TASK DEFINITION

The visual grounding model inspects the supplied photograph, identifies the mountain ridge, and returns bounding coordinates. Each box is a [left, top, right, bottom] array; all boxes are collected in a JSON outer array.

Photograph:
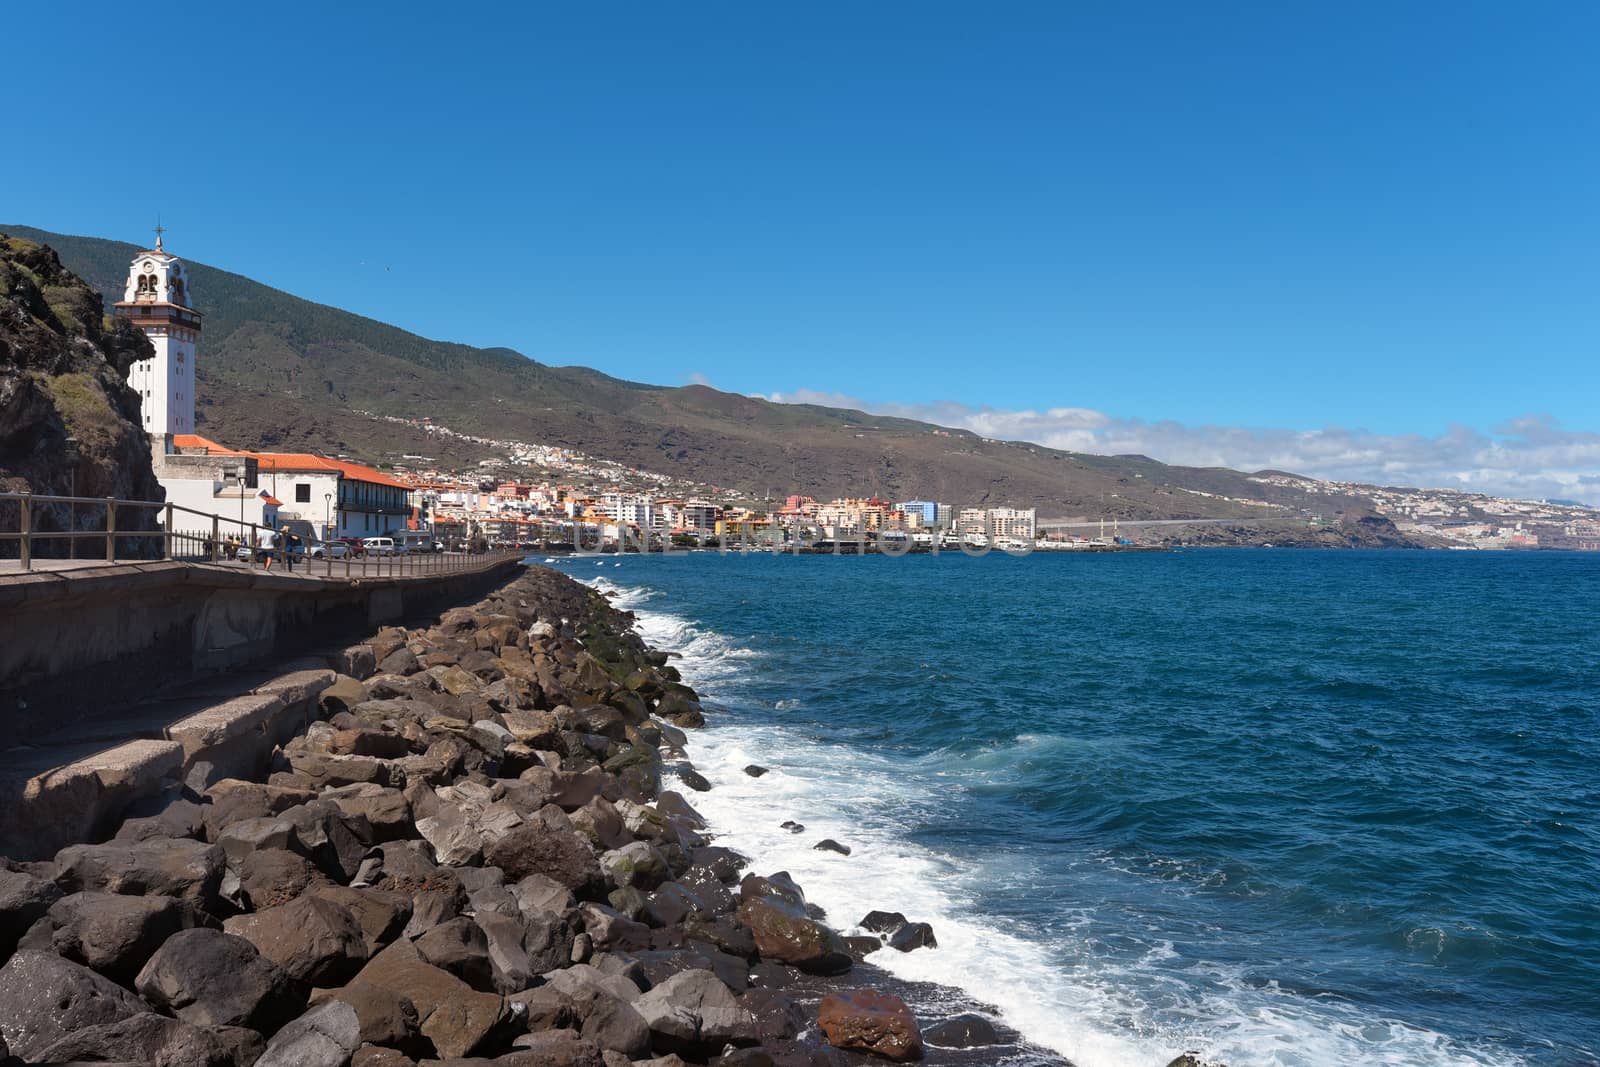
[[5, 224, 1384, 527]]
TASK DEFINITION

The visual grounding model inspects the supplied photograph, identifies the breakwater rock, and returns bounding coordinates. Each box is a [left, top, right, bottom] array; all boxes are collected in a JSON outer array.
[[0, 565, 1067, 1066]]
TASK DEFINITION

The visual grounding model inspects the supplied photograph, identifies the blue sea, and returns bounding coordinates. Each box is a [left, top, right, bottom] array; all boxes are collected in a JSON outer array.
[[551, 549, 1599, 1066]]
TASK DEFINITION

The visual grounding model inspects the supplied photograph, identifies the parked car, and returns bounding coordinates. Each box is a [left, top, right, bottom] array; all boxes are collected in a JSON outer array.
[[363, 536, 401, 556], [398, 532, 437, 554], [336, 537, 367, 558], [310, 541, 350, 559]]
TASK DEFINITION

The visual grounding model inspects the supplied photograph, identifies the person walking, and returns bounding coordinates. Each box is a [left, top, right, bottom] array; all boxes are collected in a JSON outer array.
[[259, 526, 277, 570], [283, 525, 300, 573]]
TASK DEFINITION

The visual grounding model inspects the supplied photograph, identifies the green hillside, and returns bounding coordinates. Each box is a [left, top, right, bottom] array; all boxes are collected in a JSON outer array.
[[4, 224, 1378, 525]]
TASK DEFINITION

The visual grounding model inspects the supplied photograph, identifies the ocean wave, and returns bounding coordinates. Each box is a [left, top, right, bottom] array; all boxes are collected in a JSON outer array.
[[577, 568, 1534, 1067]]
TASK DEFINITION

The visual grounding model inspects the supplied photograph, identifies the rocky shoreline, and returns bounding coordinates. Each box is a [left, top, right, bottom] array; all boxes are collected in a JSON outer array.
[[0, 564, 1117, 1067]]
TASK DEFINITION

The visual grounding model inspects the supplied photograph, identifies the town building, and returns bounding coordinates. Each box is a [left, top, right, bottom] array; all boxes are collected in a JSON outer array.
[[168, 436, 412, 540], [988, 507, 1037, 540], [898, 501, 942, 528]]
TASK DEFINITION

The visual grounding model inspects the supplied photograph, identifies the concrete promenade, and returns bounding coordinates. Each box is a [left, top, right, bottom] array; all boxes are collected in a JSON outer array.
[[0, 550, 526, 858], [0, 550, 524, 739]]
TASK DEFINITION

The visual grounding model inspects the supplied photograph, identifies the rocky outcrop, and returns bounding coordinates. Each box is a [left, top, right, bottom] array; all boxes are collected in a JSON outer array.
[[0, 566, 1055, 1065], [0, 235, 162, 556]]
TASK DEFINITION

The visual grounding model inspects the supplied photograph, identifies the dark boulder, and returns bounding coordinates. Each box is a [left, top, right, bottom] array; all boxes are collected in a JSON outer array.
[[887, 921, 937, 952], [284, 800, 377, 881], [505, 1027, 606, 1066], [54, 836, 225, 911], [414, 916, 496, 992], [843, 935, 883, 960], [679, 769, 712, 792], [859, 911, 908, 934], [203, 779, 319, 839], [238, 847, 333, 910], [306, 885, 413, 954], [690, 846, 748, 884], [45, 890, 189, 983], [0, 950, 146, 1060], [486, 823, 604, 898], [923, 1012, 999, 1048], [601, 840, 671, 891], [813, 839, 851, 856], [349, 938, 507, 1059], [114, 797, 205, 843], [33, 1011, 243, 1067], [0, 865, 62, 958], [224, 894, 370, 985], [135, 928, 307, 1032], [634, 968, 762, 1058], [740, 987, 807, 1043], [254, 999, 362, 1067], [736, 875, 851, 975], [326, 980, 422, 1053], [744, 765, 769, 778]]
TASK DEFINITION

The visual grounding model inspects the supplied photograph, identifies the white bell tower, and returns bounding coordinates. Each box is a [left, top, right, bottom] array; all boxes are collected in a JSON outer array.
[[114, 225, 202, 439]]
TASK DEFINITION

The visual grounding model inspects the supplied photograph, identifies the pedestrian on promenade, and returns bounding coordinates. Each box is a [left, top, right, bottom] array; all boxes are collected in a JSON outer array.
[[259, 527, 277, 570], [283, 525, 299, 573]]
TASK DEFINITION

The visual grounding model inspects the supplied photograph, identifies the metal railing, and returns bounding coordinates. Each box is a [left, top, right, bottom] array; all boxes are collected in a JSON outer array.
[[0, 492, 519, 577]]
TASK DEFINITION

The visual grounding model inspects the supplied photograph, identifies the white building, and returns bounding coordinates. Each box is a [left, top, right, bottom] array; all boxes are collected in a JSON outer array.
[[988, 507, 1037, 539], [114, 228, 200, 437], [602, 494, 656, 530]]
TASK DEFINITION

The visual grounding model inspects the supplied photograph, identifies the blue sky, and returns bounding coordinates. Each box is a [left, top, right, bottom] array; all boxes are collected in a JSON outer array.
[[6, 3, 1600, 500]]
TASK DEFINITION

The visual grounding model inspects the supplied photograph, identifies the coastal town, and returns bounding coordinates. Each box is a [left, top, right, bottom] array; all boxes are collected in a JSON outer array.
[[110, 235, 1078, 555], [97, 234, 1600, 556]]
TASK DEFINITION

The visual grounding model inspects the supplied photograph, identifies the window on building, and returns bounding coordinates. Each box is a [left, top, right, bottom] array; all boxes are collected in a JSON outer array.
[[295, 483, 311, 503]]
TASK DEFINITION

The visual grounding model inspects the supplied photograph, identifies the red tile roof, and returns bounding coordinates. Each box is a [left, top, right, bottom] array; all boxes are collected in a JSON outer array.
[[168, 436, 408, 489]]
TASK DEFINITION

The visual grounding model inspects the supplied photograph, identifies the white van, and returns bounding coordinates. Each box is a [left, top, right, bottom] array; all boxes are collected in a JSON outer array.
[[363, 536, 400, 556]]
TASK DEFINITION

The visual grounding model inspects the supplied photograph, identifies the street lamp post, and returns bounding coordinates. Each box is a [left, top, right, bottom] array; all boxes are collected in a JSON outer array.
[[324, 493, 333, 541]]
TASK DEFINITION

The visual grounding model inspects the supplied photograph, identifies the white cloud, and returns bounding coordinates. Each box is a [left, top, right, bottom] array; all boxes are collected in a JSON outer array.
[[756, 392, 1600, 505]]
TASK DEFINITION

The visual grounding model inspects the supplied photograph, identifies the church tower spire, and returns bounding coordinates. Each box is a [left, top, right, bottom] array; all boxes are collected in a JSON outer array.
[[113, 228, 202, 439]]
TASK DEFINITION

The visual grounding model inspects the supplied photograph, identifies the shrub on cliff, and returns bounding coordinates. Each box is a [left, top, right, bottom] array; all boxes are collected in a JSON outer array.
[[0, 235, 163, 556]]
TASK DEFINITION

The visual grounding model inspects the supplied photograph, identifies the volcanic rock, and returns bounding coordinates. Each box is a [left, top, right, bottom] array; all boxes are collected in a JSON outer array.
[[0, 866, 62, 957], [32, 1010, 249, 1067], [634, 967, 762, 1057], [254, 1000, 362, 1067], [135, 927, 307, 1031], [923, 1012, 1000, 1047], [736, 875, 852, 975], [817, 989, 923, 1061], [225, 894, 370, 985], [44, 889, 188, 983], [486, 822, 604, 897], [54, 836, 225, 910], [350, 938, 506, 1058], [0, 950, 147, 1059], [887, 922, 938, 952]]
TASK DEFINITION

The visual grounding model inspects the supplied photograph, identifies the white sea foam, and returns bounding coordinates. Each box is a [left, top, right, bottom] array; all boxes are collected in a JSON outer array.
[[580, 570, 1529, 1067]]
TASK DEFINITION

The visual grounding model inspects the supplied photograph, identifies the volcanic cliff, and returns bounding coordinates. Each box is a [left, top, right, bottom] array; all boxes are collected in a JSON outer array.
[[0, 235, 162, 554]]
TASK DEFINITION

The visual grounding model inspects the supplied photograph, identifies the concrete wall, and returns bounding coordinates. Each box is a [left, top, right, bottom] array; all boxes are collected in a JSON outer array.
[[0, 557, 523, 741]]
